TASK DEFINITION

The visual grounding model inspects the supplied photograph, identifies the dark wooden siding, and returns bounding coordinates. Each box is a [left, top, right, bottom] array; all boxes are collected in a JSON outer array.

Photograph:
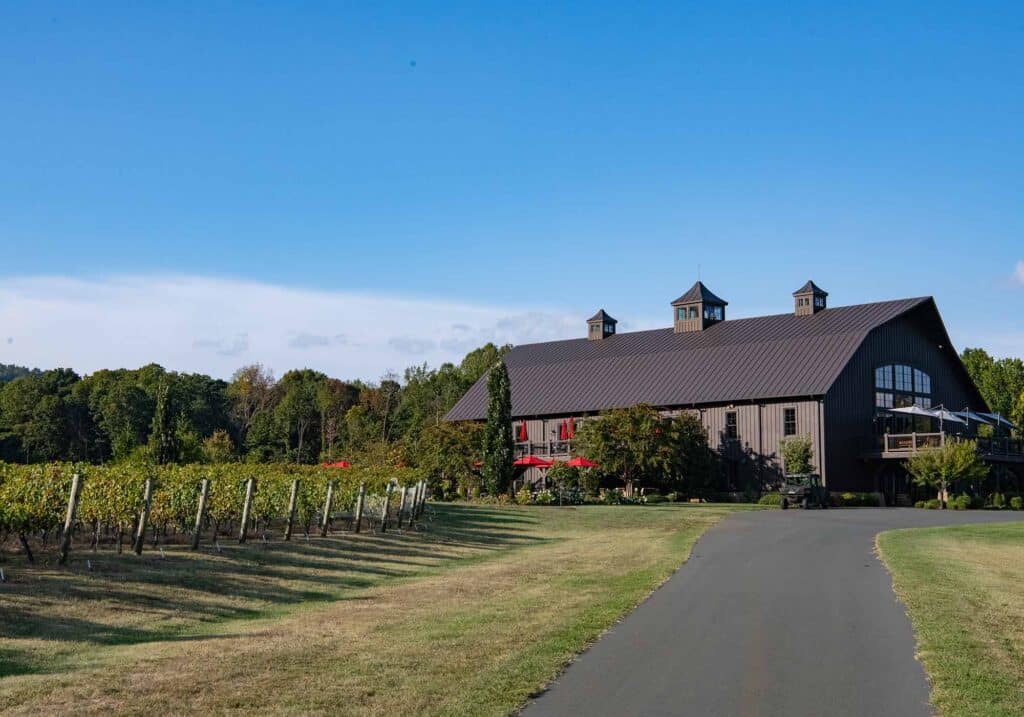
[[823, 303, 985, 491], [515, 398, 822, 490]]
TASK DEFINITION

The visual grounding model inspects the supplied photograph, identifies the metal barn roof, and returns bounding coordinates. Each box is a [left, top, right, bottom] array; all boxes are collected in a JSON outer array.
[[445, 297, 932, 420]]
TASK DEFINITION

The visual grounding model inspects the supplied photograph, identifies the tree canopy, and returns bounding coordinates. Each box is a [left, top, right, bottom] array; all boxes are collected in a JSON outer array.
[[0, 344, 508, 475]]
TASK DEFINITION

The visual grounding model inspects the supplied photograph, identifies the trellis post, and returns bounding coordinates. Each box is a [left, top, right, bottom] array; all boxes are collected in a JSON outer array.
[[353, 483, 366, 533], [132, 476, 154, 555], [396, 485, 408, 529], [284, 479, 300, 541], [239, 477, 256, 543], [58, 472, 83, 565], [379, 484, 393, 533], [191, 478, 210, 550], [320, 481, 335, 536]]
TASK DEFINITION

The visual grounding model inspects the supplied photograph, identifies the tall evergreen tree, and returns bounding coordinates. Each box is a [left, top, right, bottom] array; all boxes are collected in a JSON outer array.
[[482, 360, 514, 495]]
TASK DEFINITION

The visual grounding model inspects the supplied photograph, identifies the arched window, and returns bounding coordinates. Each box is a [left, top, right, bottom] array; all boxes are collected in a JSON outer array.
[[874, 364, 932, 409]]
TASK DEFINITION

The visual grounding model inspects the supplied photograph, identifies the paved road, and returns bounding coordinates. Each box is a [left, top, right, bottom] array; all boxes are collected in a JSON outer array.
[[524, 508, 1024, 717]]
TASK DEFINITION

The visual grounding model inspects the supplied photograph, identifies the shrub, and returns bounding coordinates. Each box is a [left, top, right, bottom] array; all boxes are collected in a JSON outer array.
[[1011, 496, 1023, 511], [514, 484, 533, 505], [666, 492, 681, 503], [835, 492, 877, 507], [643, 494, 667, 504], [949, 494, 971, 511], [923, 499, 941, 509], [914, 500, 926, 509], [758, 493, 783, 506], [989, 492, 1006, 510], [533, 489, 556, 505]]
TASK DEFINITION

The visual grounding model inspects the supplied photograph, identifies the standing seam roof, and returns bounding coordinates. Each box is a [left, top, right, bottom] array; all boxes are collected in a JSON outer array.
[[445, 297, 931, 420]]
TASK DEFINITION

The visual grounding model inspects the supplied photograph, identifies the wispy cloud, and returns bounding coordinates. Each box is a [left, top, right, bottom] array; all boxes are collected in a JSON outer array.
[[287, 332, 348, 349], [193, 334, 250, 357], [0, 274, 581, 380]]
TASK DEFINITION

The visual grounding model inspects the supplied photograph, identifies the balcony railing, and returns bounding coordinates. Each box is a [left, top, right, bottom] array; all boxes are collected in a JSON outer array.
[[874, 432, 1023, 458], [514, 440, 574, 459]]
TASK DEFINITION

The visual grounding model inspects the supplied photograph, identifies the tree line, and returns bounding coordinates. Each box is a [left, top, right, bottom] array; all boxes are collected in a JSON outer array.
[[960, 348, 1024, 430], [0, 344, 508, 471]]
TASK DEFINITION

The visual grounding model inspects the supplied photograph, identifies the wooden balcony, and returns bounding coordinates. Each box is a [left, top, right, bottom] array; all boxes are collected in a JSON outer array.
[[514, 440, 574, 459], [863, 432, 1024, 463]]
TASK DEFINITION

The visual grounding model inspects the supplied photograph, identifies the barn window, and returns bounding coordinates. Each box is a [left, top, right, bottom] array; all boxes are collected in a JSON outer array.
[[725, 412, 738, 439], [874, 365, 932, 410], [783, 408, 797, 436]]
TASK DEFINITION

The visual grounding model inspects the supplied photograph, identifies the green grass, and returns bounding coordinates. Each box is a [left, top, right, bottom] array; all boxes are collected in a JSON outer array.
[[878, 522, 1024, 717], [0, 503, 754, 715]]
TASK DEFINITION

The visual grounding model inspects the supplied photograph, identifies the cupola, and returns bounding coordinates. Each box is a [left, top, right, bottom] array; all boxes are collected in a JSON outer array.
[[793, 280, 828, 316], [671, 282, 727, 333], [586, 309, 617, 340]]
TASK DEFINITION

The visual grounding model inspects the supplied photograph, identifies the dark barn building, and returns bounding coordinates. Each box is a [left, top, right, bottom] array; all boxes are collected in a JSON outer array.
[[447, 282, 1021, 503]]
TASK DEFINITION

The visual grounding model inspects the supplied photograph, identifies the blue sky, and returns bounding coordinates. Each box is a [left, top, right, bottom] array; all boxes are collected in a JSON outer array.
[[1, 2, 1022, 379]]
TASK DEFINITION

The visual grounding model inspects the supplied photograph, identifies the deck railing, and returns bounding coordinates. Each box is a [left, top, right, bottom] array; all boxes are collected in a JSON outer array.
[[878, 432, 1022, 457], [514, 440, 574, 459]]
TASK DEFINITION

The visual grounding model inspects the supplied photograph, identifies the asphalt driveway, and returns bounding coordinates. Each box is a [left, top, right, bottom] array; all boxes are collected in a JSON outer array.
[[523, 508, 1024, 717]]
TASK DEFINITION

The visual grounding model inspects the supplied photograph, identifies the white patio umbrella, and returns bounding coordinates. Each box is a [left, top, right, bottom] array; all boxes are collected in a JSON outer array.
[[980, 412, 1017, 429], [953, 409, 993, 426], [886, 405, 936, 418], [929, 407, 967, 433]]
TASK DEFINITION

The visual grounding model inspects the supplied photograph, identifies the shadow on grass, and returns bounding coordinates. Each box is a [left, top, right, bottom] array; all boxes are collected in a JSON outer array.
[[0, 503, 545, 678]]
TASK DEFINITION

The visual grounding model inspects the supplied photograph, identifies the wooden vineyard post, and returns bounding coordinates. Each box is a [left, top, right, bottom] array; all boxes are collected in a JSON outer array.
[[133, 476, 154, 555], [58, 472, 83, 566], [320, 481, 335, 537], [418, 480, 428, 518], [284, 479, 300, 541], [191, 479, 210, 550], [353, 483, 366, 533], [239, 477, 256, 544], [396, 485, 408, 529], [379, 484, 393, 533]]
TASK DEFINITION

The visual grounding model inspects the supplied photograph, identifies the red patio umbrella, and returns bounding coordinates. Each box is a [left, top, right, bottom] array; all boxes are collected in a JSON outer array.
[[559, 420, 569, 441], [513, 455, 553, 468], [566, 456, 598, 468], [517, 422, 529, 442], [568, 417, 576, 438]]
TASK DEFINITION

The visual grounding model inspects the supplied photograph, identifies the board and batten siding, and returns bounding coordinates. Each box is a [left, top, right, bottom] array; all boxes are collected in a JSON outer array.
[[696, 401, 822, 485], [824, 303, 985, 492], [516, 398, 823, 489]]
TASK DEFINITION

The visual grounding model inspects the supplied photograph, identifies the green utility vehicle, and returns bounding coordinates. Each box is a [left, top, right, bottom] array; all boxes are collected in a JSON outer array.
[[779, 473, 829, 509]]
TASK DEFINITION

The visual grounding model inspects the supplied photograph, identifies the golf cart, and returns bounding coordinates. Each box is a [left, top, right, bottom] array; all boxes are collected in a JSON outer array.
[[779, 473, 829, 509]]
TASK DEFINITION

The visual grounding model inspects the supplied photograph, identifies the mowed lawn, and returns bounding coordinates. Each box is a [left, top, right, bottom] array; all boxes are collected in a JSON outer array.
[[878, 522, 1024, 717], [0, 502, 750, 715]]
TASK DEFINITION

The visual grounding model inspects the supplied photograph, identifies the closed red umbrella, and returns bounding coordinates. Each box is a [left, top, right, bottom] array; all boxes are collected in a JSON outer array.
[[566, 456, 598, 468], [559, 420, 569, 441], [518, 422, 529, 442], [568, 417, 576, 438], [513, 455, 553, 468]]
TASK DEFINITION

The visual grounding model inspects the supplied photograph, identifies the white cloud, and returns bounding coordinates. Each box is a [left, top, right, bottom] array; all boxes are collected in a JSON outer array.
[[0, 274, 581, 381], [1015, 261, 1024, 285]]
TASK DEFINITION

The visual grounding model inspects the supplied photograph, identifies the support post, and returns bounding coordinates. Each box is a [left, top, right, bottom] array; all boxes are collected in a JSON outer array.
[[396, 485, 408, 529], [133, 476, 154, 555], [353, 483, 366, 533], [320, 481, 335, 536], [58, 472, 83, 566], [417, 480, 428, 518], [284, 479, 300, 541], [379, 484, 393, 533], [239, 477, 255, 543], [191, 478, 210, 550]]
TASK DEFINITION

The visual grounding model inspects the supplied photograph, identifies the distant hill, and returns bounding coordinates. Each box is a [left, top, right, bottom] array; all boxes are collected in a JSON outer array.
[[0, 364, 41, 384]]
